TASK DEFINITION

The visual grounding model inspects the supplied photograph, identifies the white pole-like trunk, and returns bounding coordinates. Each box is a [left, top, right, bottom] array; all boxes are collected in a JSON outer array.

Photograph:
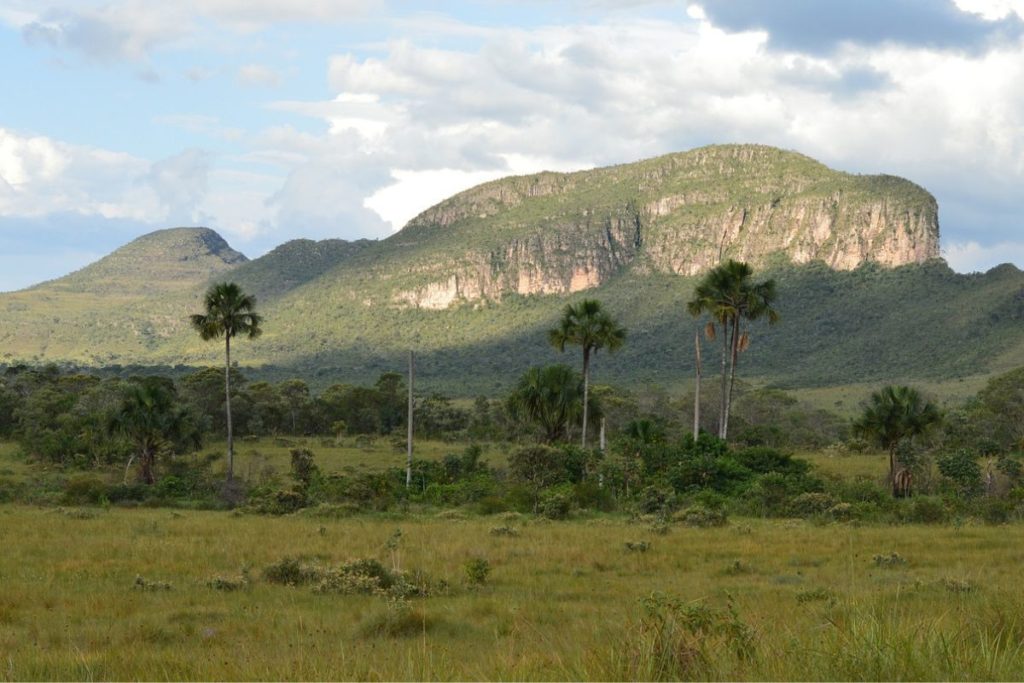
[[599, 417, 606, 452], [581, 349, 590, 449], [693, 328, 702, 440], [225, 335, 234, 481], [406, 350, 414, 488]]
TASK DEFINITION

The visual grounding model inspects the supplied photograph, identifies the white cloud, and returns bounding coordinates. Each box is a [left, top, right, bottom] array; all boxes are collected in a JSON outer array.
[[237, 63, 282, 88], [944, 240, 1024, 272], [9, 0, 379, 61]]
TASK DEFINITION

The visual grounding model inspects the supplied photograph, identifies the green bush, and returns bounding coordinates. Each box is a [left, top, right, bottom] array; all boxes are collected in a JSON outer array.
[[787, 492, 837, 518], [62, 475, 108, 505], [904, 496, 949, 524], [539, 487, 573, 520], [675, 504, 728, 528]]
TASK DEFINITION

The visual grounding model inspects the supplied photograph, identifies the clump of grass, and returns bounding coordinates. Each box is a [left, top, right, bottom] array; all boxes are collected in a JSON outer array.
[[356, 596, 433, 639], [489, 525, 519, 537], [206, 568, 251, 592], [262, 556, 326, 586], [941, 577, 976, 594], [620, 592, 755, 680], [58, 507, 99, 519], [873, 552, 907, 568], [649, 520, 670, 536], [721, 560, 752, 576], [796, 587, 834, 604], [625, 541, 651, 553], [133, 575, 172, 591]]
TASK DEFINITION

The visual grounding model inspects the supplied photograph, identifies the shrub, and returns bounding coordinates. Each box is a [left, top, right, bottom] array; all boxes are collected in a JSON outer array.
[[978, 497, 1012, 525], [464, 558, 490, 585], [637, 484, 676, 515], [675, 505, 727, 528], [904, 496, 949, 524], [539, 487, 573, 520], [937, 450, 982, 498], [262, 556, 325, 586], [787, 492, 837, 518], [62, 475, 108, 505]]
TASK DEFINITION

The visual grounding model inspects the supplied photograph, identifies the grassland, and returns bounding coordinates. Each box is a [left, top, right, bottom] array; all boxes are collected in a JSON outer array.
[[3, 440, 1024, 680], [3, 505, 1024, 681]]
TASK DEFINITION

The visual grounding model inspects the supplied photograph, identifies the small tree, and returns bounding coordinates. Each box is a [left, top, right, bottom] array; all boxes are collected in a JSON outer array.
[[853, 385, 941, 496], [109, 378, 200, 485], [190, 282, 262, 482], [507, 364, 585, 443]]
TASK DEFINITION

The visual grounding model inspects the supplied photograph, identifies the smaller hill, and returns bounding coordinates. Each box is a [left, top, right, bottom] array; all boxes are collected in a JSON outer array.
[[42, 227, 247, 295], [225, 238, 373, 303]]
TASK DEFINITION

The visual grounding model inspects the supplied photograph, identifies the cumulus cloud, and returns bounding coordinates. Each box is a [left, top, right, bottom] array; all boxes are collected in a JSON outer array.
[[144, 149, 210, 224], [695, 0, 1024, 54]]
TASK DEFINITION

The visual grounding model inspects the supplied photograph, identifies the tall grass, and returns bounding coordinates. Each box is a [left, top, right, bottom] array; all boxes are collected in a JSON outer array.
[[2, 506, 1023, 680]]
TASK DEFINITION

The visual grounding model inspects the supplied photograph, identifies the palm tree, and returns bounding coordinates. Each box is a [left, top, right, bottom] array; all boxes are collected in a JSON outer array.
[[548, 299, 626, 448], [109, 378, 199, 485], [507, 364, 585, 443], [853, 385, 941, 496], [687, 260, 778, 440], [190, 282, 262, 482]]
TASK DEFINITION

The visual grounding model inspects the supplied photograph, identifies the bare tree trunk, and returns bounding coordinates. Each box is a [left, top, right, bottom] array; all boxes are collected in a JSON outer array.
[[693, 328, 702, 440], [719, 320, 729, 439], [123, 454, 135, 485], [225, 335, 234, 482], [599, 417, 606, 452], [581, 348, 591, 449], [406, 350, 414, 489]]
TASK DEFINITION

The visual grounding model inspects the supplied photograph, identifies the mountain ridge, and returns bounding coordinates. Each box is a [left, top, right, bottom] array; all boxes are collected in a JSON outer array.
[[3, 144, 1010, 396]]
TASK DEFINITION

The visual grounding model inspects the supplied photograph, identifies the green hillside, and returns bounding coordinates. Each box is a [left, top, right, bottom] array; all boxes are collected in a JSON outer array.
[[1, 145, 1016, 397]]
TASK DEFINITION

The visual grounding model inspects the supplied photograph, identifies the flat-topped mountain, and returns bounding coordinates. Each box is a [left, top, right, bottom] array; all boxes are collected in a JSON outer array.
[[386, 144, 938, 308]]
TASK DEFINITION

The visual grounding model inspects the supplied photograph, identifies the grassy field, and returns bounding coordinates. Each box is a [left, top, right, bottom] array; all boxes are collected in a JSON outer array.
[[2, 507, 1023, 680]]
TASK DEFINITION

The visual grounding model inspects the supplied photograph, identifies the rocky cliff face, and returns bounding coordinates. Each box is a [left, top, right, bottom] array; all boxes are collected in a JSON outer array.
[[392, 145, 940, 308]]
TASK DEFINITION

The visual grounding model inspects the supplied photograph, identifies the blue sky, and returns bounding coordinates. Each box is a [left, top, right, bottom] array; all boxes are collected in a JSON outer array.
[[1, 0, 1024, 291]]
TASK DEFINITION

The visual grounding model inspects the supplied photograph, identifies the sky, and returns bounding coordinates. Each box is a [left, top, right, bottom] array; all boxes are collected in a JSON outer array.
[[1, 0, 1024, 291]]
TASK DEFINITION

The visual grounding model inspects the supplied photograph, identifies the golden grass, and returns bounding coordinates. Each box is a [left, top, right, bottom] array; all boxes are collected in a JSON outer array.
[[2, 505, 1024, 680]]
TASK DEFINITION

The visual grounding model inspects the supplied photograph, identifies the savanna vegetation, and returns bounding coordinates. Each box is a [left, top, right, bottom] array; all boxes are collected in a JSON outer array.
[[5, 268, 1024, 680]]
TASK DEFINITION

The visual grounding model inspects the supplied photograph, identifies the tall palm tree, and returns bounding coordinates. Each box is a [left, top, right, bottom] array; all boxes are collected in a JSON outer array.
[[548, 299, 626, 448], [190, 282, 262, 482], [109, 378, 199, 485], [687, 260, 779, 440], [853, 385, 941, 496]]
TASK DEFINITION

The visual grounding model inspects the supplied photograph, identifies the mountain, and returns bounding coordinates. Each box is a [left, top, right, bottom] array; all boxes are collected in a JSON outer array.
[[0, 228, 246, 365], [2, 144, 1016, 398]]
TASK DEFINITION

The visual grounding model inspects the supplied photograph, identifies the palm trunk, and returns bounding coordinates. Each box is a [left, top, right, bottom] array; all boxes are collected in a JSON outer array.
[[225, 334, 234, 482], [141, 445, 155, 485], [693, 328, 702, 440], [889, 444, 897, 496], [724, 320, 741, 441], [406, 350, 414, 489], [719, 320, 729, 439], [581, 348, 591, 449]]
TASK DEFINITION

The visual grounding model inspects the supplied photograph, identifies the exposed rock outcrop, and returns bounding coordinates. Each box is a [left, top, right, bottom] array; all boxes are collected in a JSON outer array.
[[393, 145, 939, 308]]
